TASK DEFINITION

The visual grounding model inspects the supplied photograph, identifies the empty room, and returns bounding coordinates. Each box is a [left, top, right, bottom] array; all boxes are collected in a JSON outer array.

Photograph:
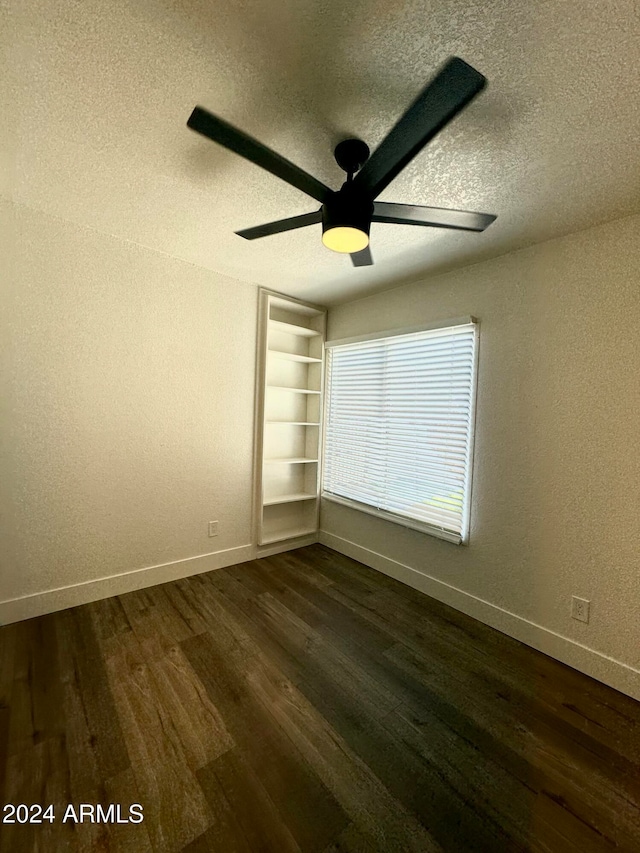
[[2, 1, 640, 851]]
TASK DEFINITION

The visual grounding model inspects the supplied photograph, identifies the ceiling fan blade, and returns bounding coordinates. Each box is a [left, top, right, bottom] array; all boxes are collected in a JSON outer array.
[[373, 202, 496, 231], [351, 246, 373, 266], [353, 57, 486, 199], [236, 211, 322, 240], [187, 107, 332, 204]]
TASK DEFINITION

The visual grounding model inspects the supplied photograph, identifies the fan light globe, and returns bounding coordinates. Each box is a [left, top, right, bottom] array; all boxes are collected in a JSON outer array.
[[322, 226, 369, 254]]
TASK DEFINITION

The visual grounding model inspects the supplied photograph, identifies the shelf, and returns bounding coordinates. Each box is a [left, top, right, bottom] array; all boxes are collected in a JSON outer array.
[[268, 349, 322, 364], [267, 385, 321, 394], [266, 421, 320, 426], [261, 526, 317, 545], [264, 457, 318, 464], [269, 320, 320, 338], [263, 492, 317, 506]]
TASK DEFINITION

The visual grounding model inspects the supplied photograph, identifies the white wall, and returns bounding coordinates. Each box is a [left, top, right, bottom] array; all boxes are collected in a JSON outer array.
[[1, 200, 258, 621], [322, 213, 640, 699]]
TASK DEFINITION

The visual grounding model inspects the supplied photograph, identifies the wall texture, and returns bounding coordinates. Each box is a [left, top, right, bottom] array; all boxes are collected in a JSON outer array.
[[1, 200, 259, 620], [321, 212, 640, 699]]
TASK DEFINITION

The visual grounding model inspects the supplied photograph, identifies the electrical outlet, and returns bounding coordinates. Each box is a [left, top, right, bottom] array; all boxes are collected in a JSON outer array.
[[571, 596, 590, 623], [208, 521, 219, 537]]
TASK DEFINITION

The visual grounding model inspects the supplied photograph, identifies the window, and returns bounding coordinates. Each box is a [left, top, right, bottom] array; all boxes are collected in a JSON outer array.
[[322, 318, 478, 544]]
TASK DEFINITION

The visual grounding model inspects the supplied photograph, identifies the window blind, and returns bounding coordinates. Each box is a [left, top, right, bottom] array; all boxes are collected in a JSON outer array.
[[322, 321, 478, 544]]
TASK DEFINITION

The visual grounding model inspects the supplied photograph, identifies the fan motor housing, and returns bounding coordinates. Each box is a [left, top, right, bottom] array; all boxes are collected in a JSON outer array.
[[322, 188, 374, 238]]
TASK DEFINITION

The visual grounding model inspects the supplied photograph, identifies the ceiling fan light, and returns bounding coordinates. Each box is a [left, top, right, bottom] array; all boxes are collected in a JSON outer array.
[[321, 193, 372, 254], [322, 226, 369, 254]]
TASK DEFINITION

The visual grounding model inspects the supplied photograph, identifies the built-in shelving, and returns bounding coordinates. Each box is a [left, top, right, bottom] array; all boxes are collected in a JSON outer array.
[[255, 291, 326, 546]]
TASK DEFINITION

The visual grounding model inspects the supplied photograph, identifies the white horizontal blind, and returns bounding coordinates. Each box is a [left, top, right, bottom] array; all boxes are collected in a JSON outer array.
[[323, 322, 478, 543]]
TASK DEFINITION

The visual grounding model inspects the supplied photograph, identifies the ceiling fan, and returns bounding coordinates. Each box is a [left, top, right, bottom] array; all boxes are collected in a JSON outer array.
[[187, 56, 496, 266]]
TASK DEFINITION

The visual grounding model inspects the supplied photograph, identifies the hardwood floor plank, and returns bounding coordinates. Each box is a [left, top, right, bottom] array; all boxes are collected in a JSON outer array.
[[116, 586, 201, 664], [58, 610, 153, 853], [58, 608, 130, 779], [375, 580, 640, 761], [397, 630, 640, 798], [309, 561, 640, 820], [177, 574, 259, 659], [1, 737, 76, 853], [105, 636, 213, 852], [300, 548, 387, 601], [384, 641, 640, 849], [103, 768, 155, 853], [268, 552, 335, 590], [148, 647, 234, 771], [254, 592, 401, 719], [182, 630, 349, 853], [322, 822, 401, 853], [0, 706, 9, 811], [391, 703, 538, 849], [533, 789, 619, 852], [246, 574, 544, 812], [57, 612, 114, 853], [0, 625, 14, 808], [90, 593, 133, 644], [8, 615, 65, 755], [234, 642, 443, 853], [195, 569, 313, 682], [204, 748, 301, 853], [212, 565, 405, 723], [181, 817, 251, 853], [298, 670, 520, 852], [187, 765, 254, 853], [250, 558, 396, 659]]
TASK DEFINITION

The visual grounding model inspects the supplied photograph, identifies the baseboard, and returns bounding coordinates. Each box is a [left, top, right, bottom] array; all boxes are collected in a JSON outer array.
[[318, 530, 640, 702], [0, 544, 255, 625]]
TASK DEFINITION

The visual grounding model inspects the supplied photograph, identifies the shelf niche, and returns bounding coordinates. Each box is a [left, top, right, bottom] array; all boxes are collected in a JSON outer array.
[[256, 292, 326, 546]]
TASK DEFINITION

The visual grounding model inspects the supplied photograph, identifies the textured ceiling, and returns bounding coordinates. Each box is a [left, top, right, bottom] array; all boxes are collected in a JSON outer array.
[[2, 0, 640, 304]]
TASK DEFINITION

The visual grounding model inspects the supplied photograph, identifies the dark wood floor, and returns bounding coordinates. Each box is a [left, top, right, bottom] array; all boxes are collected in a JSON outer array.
[[1, 545, 639, 852]]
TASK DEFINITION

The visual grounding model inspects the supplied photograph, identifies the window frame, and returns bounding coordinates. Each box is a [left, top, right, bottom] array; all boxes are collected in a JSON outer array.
[[321, 317, 479, 545]]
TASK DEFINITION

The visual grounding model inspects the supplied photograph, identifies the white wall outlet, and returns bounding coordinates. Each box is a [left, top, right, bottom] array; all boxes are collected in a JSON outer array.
[[571, 596, 590, 623], [208, 521, 219, 537]]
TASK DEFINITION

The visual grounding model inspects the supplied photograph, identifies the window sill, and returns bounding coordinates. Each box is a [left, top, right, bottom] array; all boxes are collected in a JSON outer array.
[[321, 492, 464, 545]]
